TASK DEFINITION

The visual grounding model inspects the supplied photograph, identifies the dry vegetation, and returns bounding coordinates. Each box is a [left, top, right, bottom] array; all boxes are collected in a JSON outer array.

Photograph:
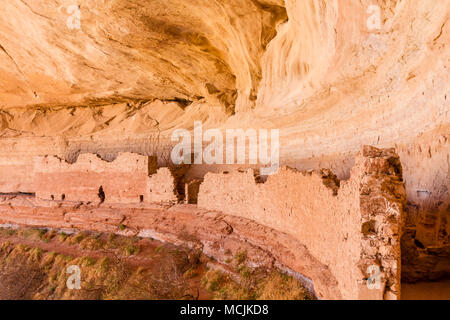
[[0, 227, 202, 300], [201, 250, 314, 300], [0, 226, 313, 300]]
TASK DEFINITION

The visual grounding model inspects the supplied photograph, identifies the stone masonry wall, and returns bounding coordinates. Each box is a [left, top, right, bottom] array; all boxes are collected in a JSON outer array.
[[147, 168, 178, 203], [0, 155, 34, 193], [34, 153, 177, 204], [198, 146, 406, 300]]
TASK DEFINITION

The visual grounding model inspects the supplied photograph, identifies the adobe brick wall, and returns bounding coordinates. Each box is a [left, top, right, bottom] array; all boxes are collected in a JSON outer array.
[[34, 153, 176, 204], [147, 167, 178, 203], [0, 156, 34, 193], [198, 146, 406, 300]]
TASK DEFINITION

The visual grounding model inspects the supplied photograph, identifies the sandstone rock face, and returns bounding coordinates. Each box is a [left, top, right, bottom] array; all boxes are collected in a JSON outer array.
[[0, 0, 449, 290], [0, 0, 287, 112]]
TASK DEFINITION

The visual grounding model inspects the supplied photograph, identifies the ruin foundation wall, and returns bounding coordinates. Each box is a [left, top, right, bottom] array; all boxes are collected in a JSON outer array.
[[0, 155, 34, 193], [198, 146, 406, 300], [146, 167, 178, 203], [33, 153, 177, 204]]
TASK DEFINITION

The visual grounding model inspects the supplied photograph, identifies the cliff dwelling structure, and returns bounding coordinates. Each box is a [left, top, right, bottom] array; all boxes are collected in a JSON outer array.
[[0, 0, 449, 301]]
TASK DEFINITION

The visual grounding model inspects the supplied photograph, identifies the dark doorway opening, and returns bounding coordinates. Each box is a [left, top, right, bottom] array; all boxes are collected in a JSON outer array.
[[98, 186, 105, 203]]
